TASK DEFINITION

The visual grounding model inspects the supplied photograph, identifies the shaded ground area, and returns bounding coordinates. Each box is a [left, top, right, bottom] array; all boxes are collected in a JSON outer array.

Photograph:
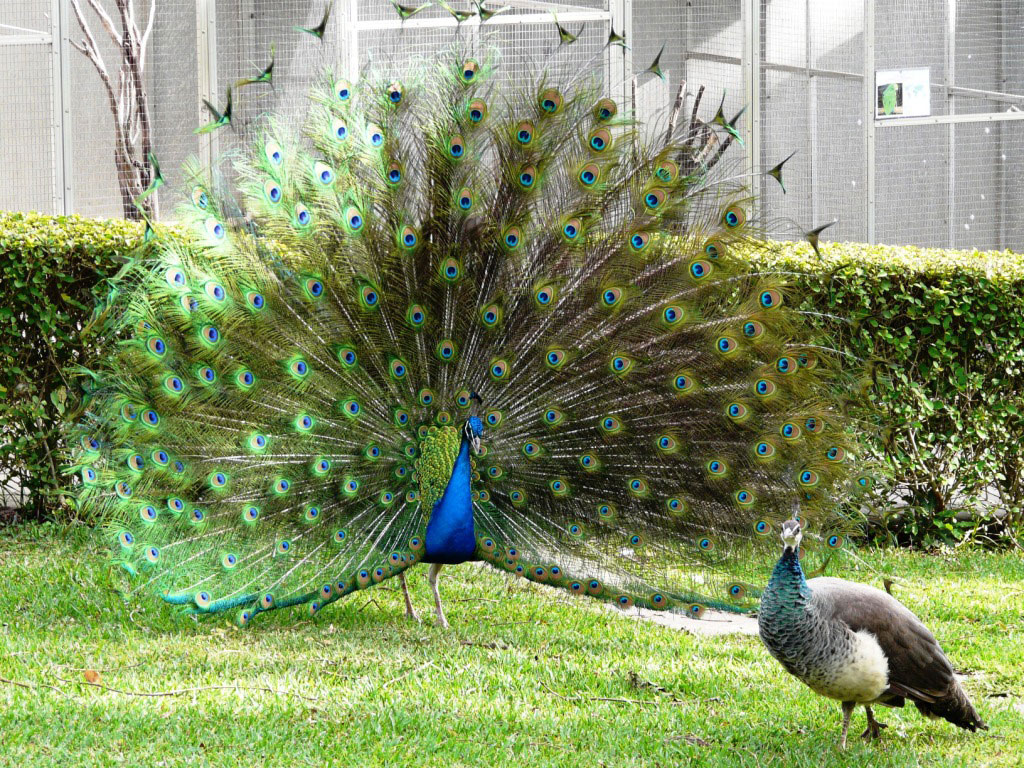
[[1, 524, 1021, 767]]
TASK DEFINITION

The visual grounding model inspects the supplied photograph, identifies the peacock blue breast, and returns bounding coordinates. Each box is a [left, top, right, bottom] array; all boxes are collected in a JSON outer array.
[[423, 438, 477, 564]]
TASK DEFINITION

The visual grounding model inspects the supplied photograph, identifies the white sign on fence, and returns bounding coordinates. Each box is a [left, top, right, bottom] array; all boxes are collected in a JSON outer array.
[[875, 67, 931, 119]]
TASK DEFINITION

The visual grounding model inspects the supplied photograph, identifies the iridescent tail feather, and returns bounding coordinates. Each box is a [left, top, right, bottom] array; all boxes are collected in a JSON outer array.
[[67, 43, 863, 626]]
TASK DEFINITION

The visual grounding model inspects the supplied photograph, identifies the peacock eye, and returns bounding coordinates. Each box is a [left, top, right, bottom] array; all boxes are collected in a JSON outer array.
[[543, 408, 565, 427], [594, 98, 617, 121], [579, 163, 599, 187], [534, 284, 556, 306], [655, 160, 679, 182], [545, 349, 567, 369], [436, 339, 457, 360], [503, 227, 521, 249], [723, 204, 746, 228], [391, 222, 415, 247], [314, 162, 335, 185], [205, 218, 225, 240], [690, 260, 712, 279], [760, 289, 782, 308], [490, 359, 509, 380], [645, 189, 667, 210], [358, 284, 379, 309], [588, 128, 611, 152], [265, 140, 284, 165]]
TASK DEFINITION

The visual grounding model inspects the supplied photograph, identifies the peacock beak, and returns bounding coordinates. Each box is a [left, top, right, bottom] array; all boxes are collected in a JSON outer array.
[[471, 435, 482, 455]]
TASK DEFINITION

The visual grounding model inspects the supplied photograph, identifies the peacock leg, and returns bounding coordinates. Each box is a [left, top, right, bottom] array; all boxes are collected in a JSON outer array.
[[428, 563, 448, 628], [399, 572, 419, 621], [860, 706, 888, 740], [839, 701, 855, 750]]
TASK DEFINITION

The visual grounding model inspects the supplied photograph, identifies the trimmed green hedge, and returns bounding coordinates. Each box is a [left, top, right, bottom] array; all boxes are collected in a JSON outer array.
[[1, 212, 1020, 543], [0, 212, 142, 516], [751, 241, 1024, 545]]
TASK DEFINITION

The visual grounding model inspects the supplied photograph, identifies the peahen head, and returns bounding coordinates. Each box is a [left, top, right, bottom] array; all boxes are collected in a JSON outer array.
[[780, 518, 803, 553]]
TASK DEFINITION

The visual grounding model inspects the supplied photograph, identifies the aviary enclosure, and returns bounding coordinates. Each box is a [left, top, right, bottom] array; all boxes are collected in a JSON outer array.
[[0, 2, 1021, 767]]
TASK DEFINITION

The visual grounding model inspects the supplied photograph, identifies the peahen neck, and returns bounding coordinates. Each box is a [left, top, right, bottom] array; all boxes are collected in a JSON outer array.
[[761, 546, 813, 619], [423, 437, 478, 564]]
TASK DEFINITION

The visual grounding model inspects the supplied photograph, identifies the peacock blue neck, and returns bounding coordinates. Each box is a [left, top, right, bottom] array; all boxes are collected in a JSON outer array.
[[761, 546, 812, 617], [423, 437, 478, 564]]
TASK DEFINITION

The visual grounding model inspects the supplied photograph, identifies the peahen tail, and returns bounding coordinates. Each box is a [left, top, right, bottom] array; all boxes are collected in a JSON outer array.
[[66, 44, 862, 626]]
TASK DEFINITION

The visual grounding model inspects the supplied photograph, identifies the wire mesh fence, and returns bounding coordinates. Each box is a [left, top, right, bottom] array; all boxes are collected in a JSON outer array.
[[0, 2, 60, 214], [0, 0, 1022, 249]]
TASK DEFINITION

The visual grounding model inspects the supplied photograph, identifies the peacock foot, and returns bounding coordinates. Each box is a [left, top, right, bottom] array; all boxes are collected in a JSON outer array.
[[435, 615, 450, 629]]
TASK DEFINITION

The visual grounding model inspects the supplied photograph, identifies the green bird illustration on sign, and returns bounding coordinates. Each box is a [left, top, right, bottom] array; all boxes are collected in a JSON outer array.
[[881, 83, 897, 115]]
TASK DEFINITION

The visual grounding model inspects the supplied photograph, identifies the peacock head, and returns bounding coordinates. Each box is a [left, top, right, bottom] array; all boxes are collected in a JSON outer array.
[[464, 417, 483, 455], [780, 518, 803, 552], [464, 391, 484, 455]]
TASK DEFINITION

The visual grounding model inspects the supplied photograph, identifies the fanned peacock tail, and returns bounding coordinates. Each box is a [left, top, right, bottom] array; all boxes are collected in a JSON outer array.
[[67, 45, 863, 626]]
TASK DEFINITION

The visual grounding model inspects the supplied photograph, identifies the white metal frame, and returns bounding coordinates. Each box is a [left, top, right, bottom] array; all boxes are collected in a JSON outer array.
[[17, 0, 1022, 244], [868, 1, 1022, 248], [50, 1, 73, 215], [339, 0, 615, 82], [2, 13, 69, 213], [864, 0, 875, 242], [196, 0, 219, 169], [681, 0, 1022, 247]]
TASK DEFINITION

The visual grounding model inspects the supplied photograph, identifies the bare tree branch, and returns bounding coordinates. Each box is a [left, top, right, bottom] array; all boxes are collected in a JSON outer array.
[[139, 0, 156, 73], [82, 0, 120, 48], [69, 0, 157, 220], [664, 79, 687, 147]]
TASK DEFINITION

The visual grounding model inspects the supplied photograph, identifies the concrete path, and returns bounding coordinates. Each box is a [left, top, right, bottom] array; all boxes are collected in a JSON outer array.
[[609, 604, 760, 636]]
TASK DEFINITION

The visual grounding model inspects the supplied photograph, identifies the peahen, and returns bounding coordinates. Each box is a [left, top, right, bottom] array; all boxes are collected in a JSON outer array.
[[759, 519, 987, 749], [66, 39, 862, 629]]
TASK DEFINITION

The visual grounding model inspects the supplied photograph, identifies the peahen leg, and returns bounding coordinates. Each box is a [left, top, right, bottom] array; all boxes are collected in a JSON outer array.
[[839, 701, 855, 750], [860, 706, 888, 740], [398, 572, 419, 621], [428, 563, 448, 628]]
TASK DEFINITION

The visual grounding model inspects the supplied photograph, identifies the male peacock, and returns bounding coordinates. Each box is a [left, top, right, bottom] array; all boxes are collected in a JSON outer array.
[[67, 39, 861, 629], [759, 519, 987, 748]]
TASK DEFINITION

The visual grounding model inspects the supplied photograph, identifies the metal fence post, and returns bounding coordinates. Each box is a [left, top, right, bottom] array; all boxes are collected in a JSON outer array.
[[196, 0, 219, 171], [945, 0, 955, 247], [864, 0, 875, 244], [613, 0, 631, 108], [743, 0, 761, 203], [50, 0, 73, 214], [346, 0, 360, 80]]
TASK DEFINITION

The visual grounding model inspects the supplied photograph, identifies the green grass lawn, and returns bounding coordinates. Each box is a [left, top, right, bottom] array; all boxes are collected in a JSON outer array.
[[1, 523, 1021, 768]]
